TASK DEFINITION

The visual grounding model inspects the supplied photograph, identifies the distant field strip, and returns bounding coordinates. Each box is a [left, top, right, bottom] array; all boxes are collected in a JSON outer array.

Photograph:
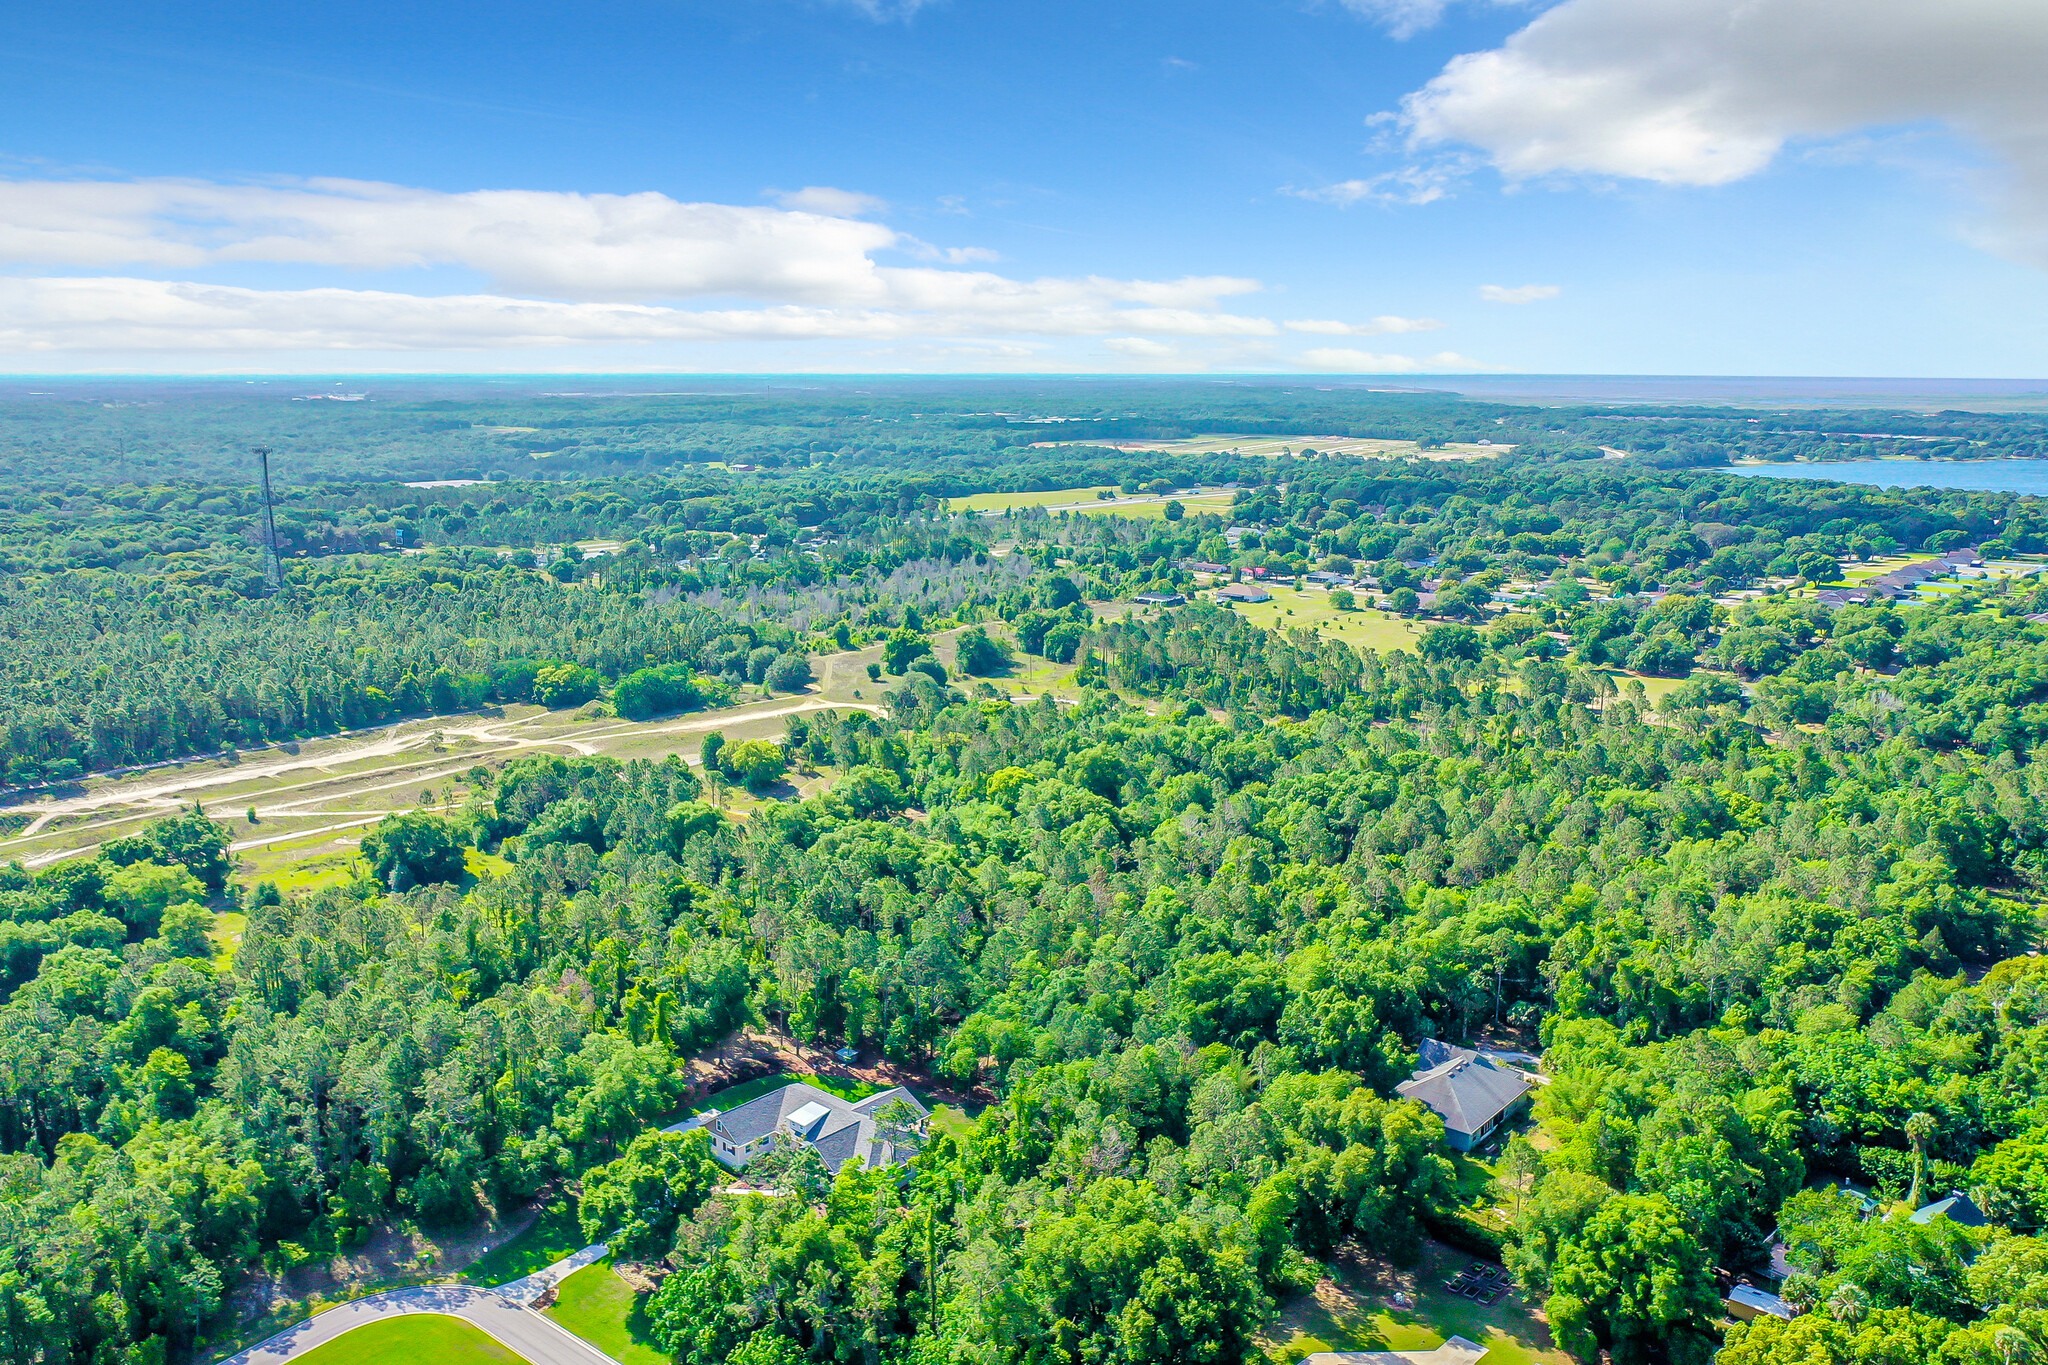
[[1027, 434, 1513, 459], [954, 487, 1237, 517]]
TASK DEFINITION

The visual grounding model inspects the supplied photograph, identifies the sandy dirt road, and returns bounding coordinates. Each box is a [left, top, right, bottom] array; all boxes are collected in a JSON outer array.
[[6, 695, 882, 868]]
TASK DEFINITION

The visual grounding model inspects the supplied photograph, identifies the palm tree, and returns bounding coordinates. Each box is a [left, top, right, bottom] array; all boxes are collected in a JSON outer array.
[[1906, 1110, 1936, 1209], [1827, 1282, 1869, 1324]]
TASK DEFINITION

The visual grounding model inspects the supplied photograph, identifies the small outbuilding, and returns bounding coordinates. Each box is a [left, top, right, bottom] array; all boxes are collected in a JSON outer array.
[[1724, 1284, 1794, 1323]]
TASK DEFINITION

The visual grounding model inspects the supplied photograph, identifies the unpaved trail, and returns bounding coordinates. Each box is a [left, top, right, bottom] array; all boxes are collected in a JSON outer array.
[[5, 695, 883, 870]]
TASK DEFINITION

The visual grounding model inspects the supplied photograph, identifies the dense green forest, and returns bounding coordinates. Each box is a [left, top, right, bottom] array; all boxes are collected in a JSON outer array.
[[6, 377, 2048, 492], [8, 387, 2048, 1365], [9, 433, 2048, 786]]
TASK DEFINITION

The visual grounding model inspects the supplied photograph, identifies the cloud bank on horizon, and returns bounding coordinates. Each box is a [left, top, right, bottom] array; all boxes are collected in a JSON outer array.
[[0, 176, 1461, 367], [2, 0, 2045, 372], [1387, 0, 2048, 267]]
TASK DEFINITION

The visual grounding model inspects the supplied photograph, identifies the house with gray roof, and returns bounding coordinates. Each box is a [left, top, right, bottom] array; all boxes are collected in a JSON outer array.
[[1395, 1040, 1533, 1151], [707, 1081, 930, 1175], [1911, 1192, 1989, 1228]]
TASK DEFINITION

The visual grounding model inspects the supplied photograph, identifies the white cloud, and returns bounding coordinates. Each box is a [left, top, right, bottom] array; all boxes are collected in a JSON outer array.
[[1281, 158, 1475, 207], [1398, 0, 2048, 265], [1477, 284, 1560, 304], [1285, 315, 1444, 334], [820, 0, 939, 20], [0, 177, 1296, 351], [1332, 0, 1454, 41], [898, 235, 1002, 265], [0, 276, 1290, 352], [1298, 347, 1496, 371], [1103, 337, 1180, 359], [1331, 0, 1532, 40], [768, 185, 887, 217], [0, 178, 902, 302]]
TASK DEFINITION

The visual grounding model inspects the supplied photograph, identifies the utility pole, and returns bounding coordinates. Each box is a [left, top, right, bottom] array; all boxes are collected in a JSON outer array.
[[253, 445, 285, 596]]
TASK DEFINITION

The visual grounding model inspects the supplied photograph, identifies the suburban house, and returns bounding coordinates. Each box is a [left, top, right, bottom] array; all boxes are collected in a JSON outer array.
[[1912, 1192, 1990, 1227], [708, 1082, 930, 1175], [1216, 583, 1273, 604], [1395, 1040, 1533, 1151], [1756, 1181, 1989, 1300], [1818, 548, 1990, 606], [1133, 590, 1186, 606]]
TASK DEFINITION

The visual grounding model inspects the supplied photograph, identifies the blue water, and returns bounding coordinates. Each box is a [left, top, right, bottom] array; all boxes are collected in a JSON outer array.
[[1727, 460, 2048, 496]]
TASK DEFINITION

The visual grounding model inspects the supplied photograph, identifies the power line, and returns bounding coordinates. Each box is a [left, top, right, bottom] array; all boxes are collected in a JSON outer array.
[[253, 445, 285, 597]]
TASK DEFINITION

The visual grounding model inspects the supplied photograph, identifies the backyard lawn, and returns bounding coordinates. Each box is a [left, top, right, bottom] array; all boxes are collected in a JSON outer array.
[[1264, 1242, 1567, 1365], [294, 1315, 529, 1365], [548, 1262, 672, 1365]]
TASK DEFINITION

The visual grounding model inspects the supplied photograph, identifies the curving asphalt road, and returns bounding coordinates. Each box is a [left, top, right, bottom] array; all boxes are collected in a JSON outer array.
[[212, 1285, 623, 1365], [212, 1109, 722, 1363]]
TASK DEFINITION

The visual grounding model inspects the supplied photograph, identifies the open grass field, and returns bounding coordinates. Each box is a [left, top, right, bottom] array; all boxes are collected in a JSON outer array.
[[293, 1314, 529, 1365], [548, 1263, 672, 1365], [1263, 1242, 1566, 1365], [1591, 669, 1690, 703], [953, 485, 1117, 511], [1209, 586, 1429, 654], [951, 486, 1237, 520], [1076, 494, 1235, 522]]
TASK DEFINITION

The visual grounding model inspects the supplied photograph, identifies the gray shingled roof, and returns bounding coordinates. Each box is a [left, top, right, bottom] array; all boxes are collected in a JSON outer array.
[[1910, 1193, 1989, 1227], [708, 1082, 930, 1175], [1396, 1043, 1531, 1139]]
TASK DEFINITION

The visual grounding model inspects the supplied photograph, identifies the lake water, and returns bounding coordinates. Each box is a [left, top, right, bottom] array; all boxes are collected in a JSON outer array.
[[1727, 460, 2048, 496]]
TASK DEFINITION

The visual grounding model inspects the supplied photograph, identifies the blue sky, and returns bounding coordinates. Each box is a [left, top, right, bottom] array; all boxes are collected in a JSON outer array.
[[4, 0, 2046, 375]]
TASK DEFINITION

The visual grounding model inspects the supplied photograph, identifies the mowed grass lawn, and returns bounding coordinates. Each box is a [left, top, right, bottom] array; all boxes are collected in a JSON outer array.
[[1077, 495, 1234, 521], [549, 1263, 672, 1365], [295, 1314, 529, 1365], [1265, 1243, 1566, 1365]]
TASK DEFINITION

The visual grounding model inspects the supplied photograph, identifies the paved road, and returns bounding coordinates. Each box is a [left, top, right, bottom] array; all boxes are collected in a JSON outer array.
[[496, 1108, 718, 1306], [212, 1285, 622, 1365], [208, 1088, 728, 1360]]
